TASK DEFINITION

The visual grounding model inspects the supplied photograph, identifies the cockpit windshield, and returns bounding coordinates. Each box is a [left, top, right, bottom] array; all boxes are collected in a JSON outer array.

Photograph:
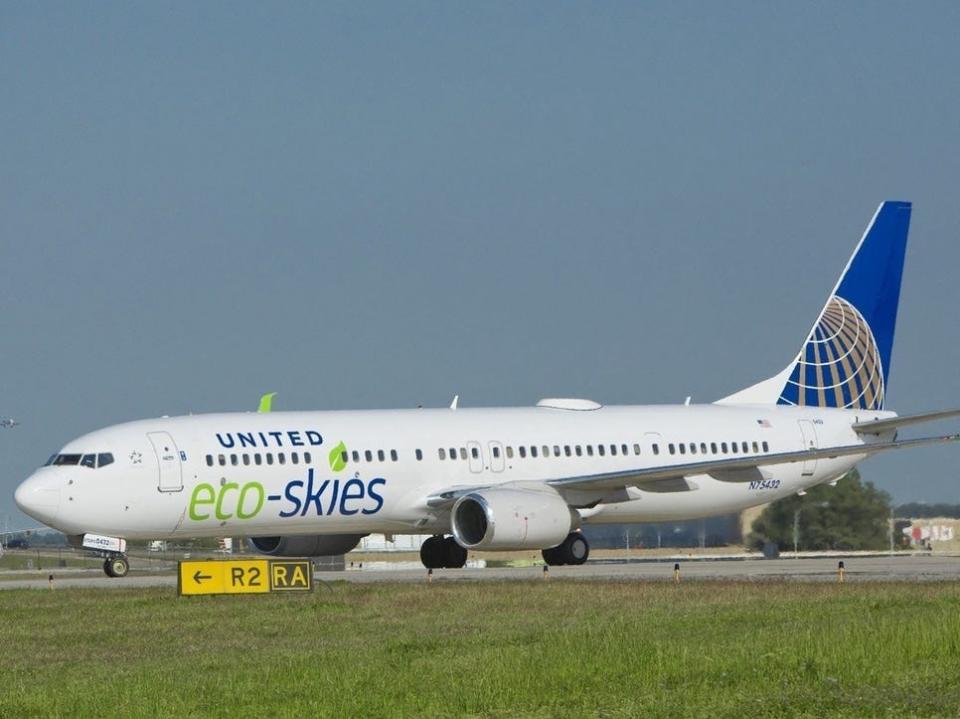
[[45, 453, 114, 469]]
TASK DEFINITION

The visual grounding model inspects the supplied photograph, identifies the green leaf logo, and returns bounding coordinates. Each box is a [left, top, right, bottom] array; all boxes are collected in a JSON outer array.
[[329, 441, 347, 472]]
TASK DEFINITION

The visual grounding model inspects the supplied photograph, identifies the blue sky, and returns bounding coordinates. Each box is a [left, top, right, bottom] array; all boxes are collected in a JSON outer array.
[[2, 3, 960, 527]]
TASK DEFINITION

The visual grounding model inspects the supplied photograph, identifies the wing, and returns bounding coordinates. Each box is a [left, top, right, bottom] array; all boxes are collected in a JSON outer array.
[[425, 434, 960, 508], [853, 409, 960, 435]]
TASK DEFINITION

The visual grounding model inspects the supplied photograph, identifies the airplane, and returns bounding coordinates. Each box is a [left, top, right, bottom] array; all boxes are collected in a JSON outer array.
[[1, 418, 19, 429], [14, 200, 960, 578]]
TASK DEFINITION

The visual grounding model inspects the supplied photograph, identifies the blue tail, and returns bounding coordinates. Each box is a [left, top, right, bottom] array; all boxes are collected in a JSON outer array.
[[720, 201, 912, 410]]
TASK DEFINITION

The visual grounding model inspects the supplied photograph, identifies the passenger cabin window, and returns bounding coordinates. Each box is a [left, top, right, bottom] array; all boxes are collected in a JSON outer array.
[[742, 442, 749, 453], [278, 453, 286, 465], [519, 447, 527, 458], [304, 452, 312, 464], [554, 445, 561, 456], [438, 448, 446, 460], [700, 443, 707, 454], [542, 445, 549, 457], [341, 450, 348, 465], [218, 454, 226, 466], [506, 446, 514, 459], [255, 454, 262, 466], [266, 453, 274, 465], [365, 450, 373, 462], [652, 444, 660, 455], [206, 454, 214, 467], [711, 443, 718, 454], [391, 450, 398, 461], [416, 449, 423, 461], [762, 441, 769, 452], [530, 446, 538, 458], [689, 444, 696, 455], [586, 445, 594, 457], [679, 444, 686, 455], [598, 445, 605, 457], [752, 442, 759, 453], [378, 450, 385, 462], [449, 447, 457, 459], [564, 445, 572, 457], [610, 444, 617, 456], [575, 446, 582, 457], [243, 454, 251, 466], [471, 447, 479, 459], [668, 444, 675, 455], [352, 451, 360, 463], [460, 448, 467, 460], [291, 452, 299, 465], [492, 446, 500, 458]]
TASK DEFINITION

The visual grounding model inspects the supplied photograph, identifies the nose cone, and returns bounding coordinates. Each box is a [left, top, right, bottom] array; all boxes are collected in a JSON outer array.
[[14, 473, 61, 526]]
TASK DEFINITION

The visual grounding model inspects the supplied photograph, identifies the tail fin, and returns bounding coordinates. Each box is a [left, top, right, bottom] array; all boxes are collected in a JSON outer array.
[[718, 201, 912, 410]]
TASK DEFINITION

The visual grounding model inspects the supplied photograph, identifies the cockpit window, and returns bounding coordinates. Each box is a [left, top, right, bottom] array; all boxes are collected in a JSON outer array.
[[47, 452, 115, 468]]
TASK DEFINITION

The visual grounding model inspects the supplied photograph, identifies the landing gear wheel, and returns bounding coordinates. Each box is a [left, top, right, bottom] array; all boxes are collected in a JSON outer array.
[[103, 555, 129, 578], [442, 537, 468, 569], [542, 546, 564, 566], [420, 535, 446, 569], [562, 532, 589, 565]]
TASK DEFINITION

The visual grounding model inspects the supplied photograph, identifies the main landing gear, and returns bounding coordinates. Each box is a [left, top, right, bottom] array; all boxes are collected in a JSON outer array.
[[542, 532, 590, 566], [420, 535, 468, 569], [103, 555, 130, 578]]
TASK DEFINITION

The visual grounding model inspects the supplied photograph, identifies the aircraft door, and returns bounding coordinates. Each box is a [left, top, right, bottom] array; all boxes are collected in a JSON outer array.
[[489, 441, 505, 473], [148, 431, 184, 492], [467, 441, 484, 474], [797, 420, 818, 476]]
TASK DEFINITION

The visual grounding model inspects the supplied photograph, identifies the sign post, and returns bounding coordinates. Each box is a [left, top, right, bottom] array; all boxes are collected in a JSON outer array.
[[178, 559, 313, 596]]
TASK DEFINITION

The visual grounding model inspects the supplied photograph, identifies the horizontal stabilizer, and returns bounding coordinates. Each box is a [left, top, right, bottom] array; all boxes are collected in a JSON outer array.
[[852, 409, 960, 435]]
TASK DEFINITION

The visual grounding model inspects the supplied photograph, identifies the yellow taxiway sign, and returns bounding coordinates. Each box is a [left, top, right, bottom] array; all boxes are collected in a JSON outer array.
[[178, 559, 312, 596]]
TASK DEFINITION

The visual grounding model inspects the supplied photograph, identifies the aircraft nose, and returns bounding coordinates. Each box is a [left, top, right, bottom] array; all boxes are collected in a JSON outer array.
[[14, 473, 61, 525]]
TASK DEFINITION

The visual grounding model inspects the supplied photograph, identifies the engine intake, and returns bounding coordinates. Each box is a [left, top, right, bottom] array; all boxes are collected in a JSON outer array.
[[451, 485, 576, 550], [248, 534, 365, 556]]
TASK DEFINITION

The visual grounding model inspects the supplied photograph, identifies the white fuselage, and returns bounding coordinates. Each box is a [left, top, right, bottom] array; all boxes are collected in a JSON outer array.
[[15, 402, 892, 541]]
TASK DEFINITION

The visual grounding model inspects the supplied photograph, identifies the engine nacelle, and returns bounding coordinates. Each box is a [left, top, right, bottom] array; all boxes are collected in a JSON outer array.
[[248, 534, 365, 557], [451, 485, 577, 550]]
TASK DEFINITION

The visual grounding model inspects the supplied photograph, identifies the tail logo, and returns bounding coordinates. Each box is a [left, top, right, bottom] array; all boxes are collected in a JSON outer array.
[[778, 296, 884, 410]]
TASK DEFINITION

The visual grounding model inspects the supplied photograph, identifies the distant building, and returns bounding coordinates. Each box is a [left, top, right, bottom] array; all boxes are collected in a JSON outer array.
[[900, 517, 960, 552]]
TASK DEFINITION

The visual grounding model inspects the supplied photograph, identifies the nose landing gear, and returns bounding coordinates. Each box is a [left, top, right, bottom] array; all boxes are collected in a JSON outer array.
[[102, 555, 130, 578]]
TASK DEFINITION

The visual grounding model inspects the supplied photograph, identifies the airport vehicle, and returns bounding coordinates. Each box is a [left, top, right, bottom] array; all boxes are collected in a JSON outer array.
[[14, 201, 960, 577]]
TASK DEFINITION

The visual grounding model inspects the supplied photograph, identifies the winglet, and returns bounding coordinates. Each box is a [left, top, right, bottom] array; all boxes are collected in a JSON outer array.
[[450, 395, 459, 410], [257, 392, 277, 413]]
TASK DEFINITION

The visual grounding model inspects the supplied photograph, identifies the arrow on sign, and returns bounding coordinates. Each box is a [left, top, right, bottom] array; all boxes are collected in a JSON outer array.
[[193, 570, 212, 584]]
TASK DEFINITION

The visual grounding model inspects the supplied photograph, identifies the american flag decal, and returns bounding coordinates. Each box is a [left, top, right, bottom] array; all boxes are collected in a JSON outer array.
[[757, 419, 772, 428]]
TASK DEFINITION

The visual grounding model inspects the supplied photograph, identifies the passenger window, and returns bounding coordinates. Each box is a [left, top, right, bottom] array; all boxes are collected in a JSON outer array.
[[542, 445, 549, 457], [669, 444, 675, 455], [519, 446, 527, 458], [598, 445, 605, 456], [531, 446, 538, 458], [365, 450, 373, 462], [243, 454, 250, 466], [291, 453, 299, 465], [689, 444, 697, 455], [81, 454, 96, 468], [460, 448, 467, 460], [730, 443, 738, 454], [700, 443, 707, 454], [304, 452, 311, 464], [586, 445, 594, 457], [341, 451, 348, 465], [206, 455, 214, 467], [742, 442, 749, 453], [416, 449, 423, 461], [449, 447, 457, 459], [391, 450, 398, 461], [377, 450, 385, 462], [575, 446, 582, 457], [492, 446, 500, 458], [762, 441, 769, 453], [231, 454, 239, 466], [266, 453, 274, 465], [506, 446, 514, 459], [352, 451, 360, 463], [439, 448, 446, 460], [554, 445, 561, 456], [652, 444, 659, 455], [610, 444, 617, 456], [721, 442, 728, 453], [471, 447, 479, 459], [255, 454, 262, 466], [711, 443, 717, 454], [278, 453, 285, 465], [679, 444, 686, 455], [218, 455, 226, 466], [564, 445, 572, 457], [633, 444, 640, 456], [752, 442, 759, 453], [98, 453, 114, 468]]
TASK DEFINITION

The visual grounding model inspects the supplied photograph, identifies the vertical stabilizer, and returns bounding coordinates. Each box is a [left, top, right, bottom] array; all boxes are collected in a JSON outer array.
[[717, 201, 911, 409]]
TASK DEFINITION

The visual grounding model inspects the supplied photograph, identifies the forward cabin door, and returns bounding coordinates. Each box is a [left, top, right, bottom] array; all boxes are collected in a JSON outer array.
[[797, 420, 818, 476], [148, 431, 184, 492]]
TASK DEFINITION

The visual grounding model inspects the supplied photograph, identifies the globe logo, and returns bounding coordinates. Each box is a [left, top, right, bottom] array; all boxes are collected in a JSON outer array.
[[779, 296, 884, 410]]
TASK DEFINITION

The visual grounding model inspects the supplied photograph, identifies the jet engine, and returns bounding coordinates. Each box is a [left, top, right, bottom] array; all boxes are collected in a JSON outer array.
[[451, 485, 577, 550], [248, 534, 366, 556]]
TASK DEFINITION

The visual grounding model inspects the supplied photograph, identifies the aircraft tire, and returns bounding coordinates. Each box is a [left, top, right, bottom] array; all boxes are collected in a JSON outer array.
[[562, 532, 589, 565], [419, 535, 445, 569], [541, 546, 565, 566], [104, 555, 129, 578], [442, 537, 468, 569]]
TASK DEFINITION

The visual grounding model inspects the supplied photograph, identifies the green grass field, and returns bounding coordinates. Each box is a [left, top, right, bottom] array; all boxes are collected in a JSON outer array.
[[2, 581, 959, 718]]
